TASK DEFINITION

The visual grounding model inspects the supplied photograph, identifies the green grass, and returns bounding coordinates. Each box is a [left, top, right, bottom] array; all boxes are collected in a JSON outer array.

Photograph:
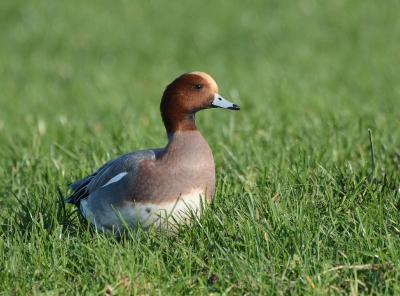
[[1, 0, 400, 294]]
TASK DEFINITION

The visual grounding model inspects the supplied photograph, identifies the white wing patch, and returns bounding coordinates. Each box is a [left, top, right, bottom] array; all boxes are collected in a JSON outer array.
[[102, 172, 128, 187]]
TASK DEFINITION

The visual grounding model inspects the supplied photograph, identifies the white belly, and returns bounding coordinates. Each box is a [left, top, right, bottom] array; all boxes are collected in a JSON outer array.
[[80, 188, 207, 234]]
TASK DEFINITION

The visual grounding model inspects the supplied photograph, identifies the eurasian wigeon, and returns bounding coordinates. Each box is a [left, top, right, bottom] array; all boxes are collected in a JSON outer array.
[[64, 72, 240, 234]]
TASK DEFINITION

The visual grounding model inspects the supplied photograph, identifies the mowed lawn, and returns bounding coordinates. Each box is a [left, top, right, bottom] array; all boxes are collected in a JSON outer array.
[[1, 0, 400, 294]]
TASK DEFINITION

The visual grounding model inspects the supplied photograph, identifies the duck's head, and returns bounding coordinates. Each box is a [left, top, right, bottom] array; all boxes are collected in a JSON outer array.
[[160, 72, 240, 136]]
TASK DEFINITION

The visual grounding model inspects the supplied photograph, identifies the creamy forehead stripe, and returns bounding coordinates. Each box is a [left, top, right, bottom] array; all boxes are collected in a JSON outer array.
[[189, 71, 218, 93], [102, 172, 128, 187]]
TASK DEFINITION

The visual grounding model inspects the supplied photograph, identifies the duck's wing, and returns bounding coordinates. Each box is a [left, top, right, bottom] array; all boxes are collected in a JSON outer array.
[[64, 149, 162, 205]]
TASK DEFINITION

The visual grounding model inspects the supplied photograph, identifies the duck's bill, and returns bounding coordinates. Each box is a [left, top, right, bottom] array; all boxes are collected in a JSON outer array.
[[211, 94, 240, 110]]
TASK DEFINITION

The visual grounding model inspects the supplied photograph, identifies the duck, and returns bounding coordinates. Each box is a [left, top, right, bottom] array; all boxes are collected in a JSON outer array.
[[64, 71, 240, 234]]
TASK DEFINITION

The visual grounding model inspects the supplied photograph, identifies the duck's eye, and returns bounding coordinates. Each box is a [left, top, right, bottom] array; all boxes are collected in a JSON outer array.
[[194, 83, 203, 90]]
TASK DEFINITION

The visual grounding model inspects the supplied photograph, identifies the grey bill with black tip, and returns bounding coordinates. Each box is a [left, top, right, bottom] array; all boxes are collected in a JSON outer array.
[[212, 94, 240, 110]]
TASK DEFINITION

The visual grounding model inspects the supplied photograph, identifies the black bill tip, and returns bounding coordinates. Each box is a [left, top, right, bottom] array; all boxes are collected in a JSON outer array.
[[228, 104, 240, 110]]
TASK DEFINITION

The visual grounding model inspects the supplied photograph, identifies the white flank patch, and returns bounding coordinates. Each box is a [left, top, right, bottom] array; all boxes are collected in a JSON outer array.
[[79, 188, 209, 235], [102, 172, 128, 187], [93, 188, 206, 231], [136, 188, 207, 229]]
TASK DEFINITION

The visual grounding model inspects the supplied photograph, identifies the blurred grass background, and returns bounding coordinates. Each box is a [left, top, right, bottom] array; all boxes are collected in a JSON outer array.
[[1, 0, 400, 294]]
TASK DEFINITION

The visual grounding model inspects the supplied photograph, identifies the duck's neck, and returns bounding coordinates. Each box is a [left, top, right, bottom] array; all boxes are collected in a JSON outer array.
[[163, 112, 198, 142], [164, 130, 208, 156]]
